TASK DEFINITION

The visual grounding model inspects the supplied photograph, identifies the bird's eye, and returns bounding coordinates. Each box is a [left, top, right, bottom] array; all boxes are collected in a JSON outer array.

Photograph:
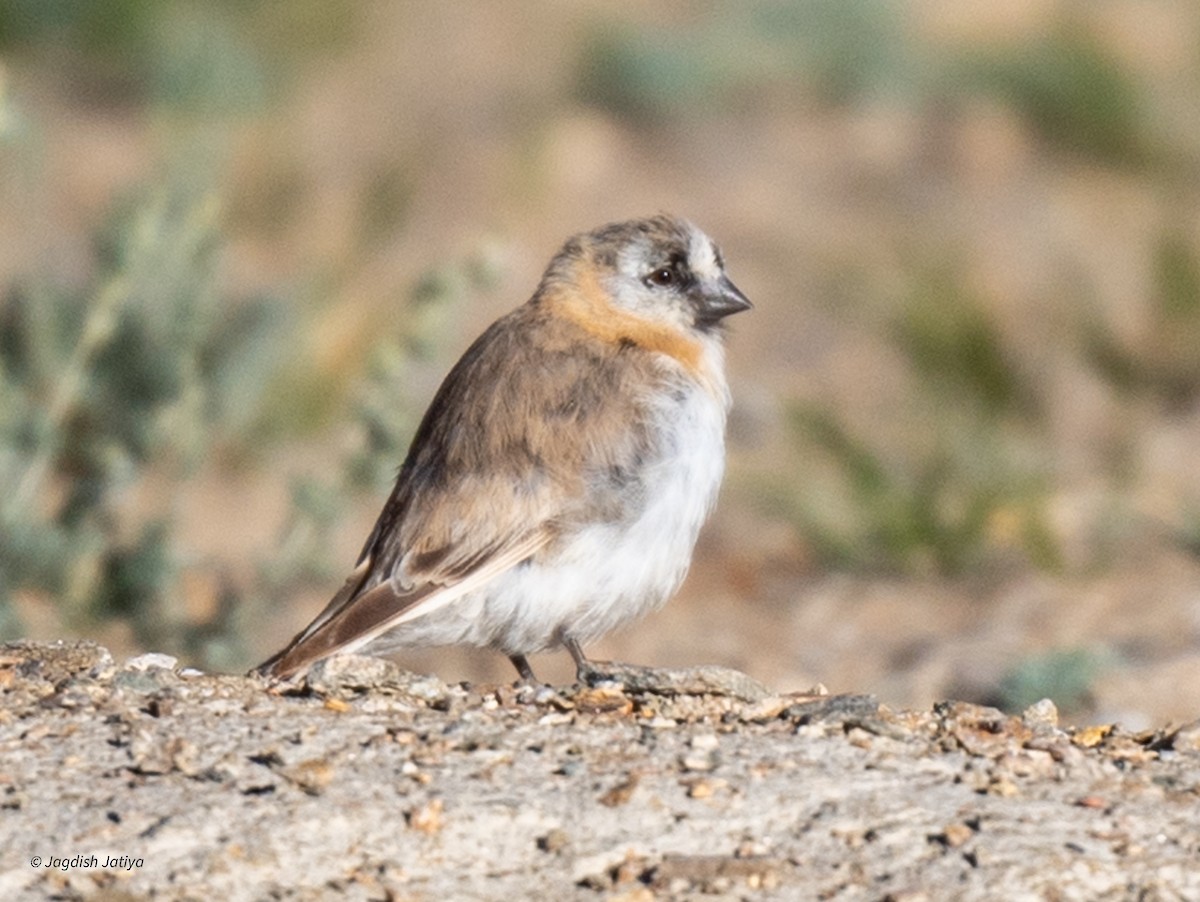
[[646, 267, 676, 287]]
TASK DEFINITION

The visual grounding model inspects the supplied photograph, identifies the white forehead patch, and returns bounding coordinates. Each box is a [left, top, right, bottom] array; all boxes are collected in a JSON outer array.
[[687, 227, 721, 280]]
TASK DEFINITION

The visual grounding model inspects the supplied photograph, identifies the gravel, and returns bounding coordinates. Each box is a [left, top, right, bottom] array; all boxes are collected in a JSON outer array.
[[1, 639, 1198, 901]]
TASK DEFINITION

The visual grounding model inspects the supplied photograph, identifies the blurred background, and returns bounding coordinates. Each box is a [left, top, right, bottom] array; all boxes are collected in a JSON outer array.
[[2, 0, 1199, 727]]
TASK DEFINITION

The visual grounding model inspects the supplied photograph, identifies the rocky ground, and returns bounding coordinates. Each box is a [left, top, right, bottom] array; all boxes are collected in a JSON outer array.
[[1, 640, 1199, 901]]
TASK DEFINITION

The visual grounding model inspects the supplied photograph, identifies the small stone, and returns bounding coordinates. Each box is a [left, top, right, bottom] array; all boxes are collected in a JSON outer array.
[[537, 828, 570, 853], [305, 654, 400, 692], [531, 685, 561, 705], [575, 686, 633, 715], [642, 716, 678, 730], [987, 776, 1019, 797], [400, 674, 455, 706], [1171, 720, 1200, 754], [124, 653, 179, 672], [1022, 698, 1059, 728], [680, 749, 718, 772], [114, 668, 178, 695], [407, 798, 444, 834], [129, 730, 172, 775], [583, 663, 771, 702], [1, 640, 115, 684], [686, 777, 727, 799], [599, 773, 640, 807], [739, 696, 791, 723], [1072, 724, 1114, 748], [933, 822, 975, 848], [571, 847, 643, 887], [785, 693, 882, 725], [167, 739, 202, 777], [283, 758, 335, 796], [846, 727, 875, 749]]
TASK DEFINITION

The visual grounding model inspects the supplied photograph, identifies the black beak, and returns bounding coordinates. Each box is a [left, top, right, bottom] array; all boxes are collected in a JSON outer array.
[[694, 274, 753, 326]]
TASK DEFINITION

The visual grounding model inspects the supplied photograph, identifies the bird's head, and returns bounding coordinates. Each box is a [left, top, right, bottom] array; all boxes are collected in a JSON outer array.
[[541, 215, 752, 338]]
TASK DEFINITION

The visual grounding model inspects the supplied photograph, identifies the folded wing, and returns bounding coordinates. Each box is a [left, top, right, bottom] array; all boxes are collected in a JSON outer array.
[[255, 302, 657, 679]]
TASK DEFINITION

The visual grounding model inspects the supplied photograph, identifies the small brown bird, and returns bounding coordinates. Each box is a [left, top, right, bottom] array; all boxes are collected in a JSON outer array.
[[256, 215, 750, 683]]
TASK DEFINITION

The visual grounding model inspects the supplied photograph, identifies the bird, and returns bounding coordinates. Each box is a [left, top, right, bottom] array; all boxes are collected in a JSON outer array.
[[255, 214, 751, 684]]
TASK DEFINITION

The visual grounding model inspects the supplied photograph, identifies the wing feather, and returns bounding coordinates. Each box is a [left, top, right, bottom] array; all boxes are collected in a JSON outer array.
[[255, 531, 550, 679]]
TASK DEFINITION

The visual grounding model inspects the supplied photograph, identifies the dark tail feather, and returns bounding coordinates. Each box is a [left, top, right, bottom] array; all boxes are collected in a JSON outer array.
[[253, 579, 432, 679], [252, 558, 377, 680]]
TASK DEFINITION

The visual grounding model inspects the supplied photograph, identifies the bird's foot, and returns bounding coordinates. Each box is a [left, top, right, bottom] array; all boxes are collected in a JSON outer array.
[[564, 638, 771, 703]]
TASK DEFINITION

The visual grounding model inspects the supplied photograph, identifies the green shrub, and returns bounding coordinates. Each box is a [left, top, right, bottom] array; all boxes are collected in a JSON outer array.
[[0, 185, 292, 657], [939, 27, 1149, 168], [575, 0, 910, 119], [1084, 229, 1200, 411], [778, 263, 1057, 576], [996, 647, 1106, 714], [783, 403, 1057, 576]]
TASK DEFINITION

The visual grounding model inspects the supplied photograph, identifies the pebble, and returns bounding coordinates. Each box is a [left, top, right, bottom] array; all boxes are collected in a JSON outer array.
[[124, 653, 179, 672]]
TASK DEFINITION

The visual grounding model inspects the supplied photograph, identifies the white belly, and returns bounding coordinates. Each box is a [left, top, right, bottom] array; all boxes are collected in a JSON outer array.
[[365, 360, 729, 656]]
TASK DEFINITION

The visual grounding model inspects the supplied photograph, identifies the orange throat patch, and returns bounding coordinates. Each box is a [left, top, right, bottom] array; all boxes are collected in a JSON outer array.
[[545, 266, 707, 378]]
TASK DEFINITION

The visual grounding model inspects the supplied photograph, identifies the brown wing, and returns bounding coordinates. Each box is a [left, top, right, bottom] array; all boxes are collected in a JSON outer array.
[[255, 301, 660, 679], [253, 531, 550, 679]]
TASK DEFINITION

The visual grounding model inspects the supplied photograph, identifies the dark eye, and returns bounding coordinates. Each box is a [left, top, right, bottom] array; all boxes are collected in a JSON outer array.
[[646, 267, 676, 287]]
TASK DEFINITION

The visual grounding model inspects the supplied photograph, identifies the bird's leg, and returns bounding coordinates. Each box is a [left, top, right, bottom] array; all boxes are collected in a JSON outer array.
[[508, 653, 539, 684], [565, 637, 600, 683], [565, 636, 651, 686]]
